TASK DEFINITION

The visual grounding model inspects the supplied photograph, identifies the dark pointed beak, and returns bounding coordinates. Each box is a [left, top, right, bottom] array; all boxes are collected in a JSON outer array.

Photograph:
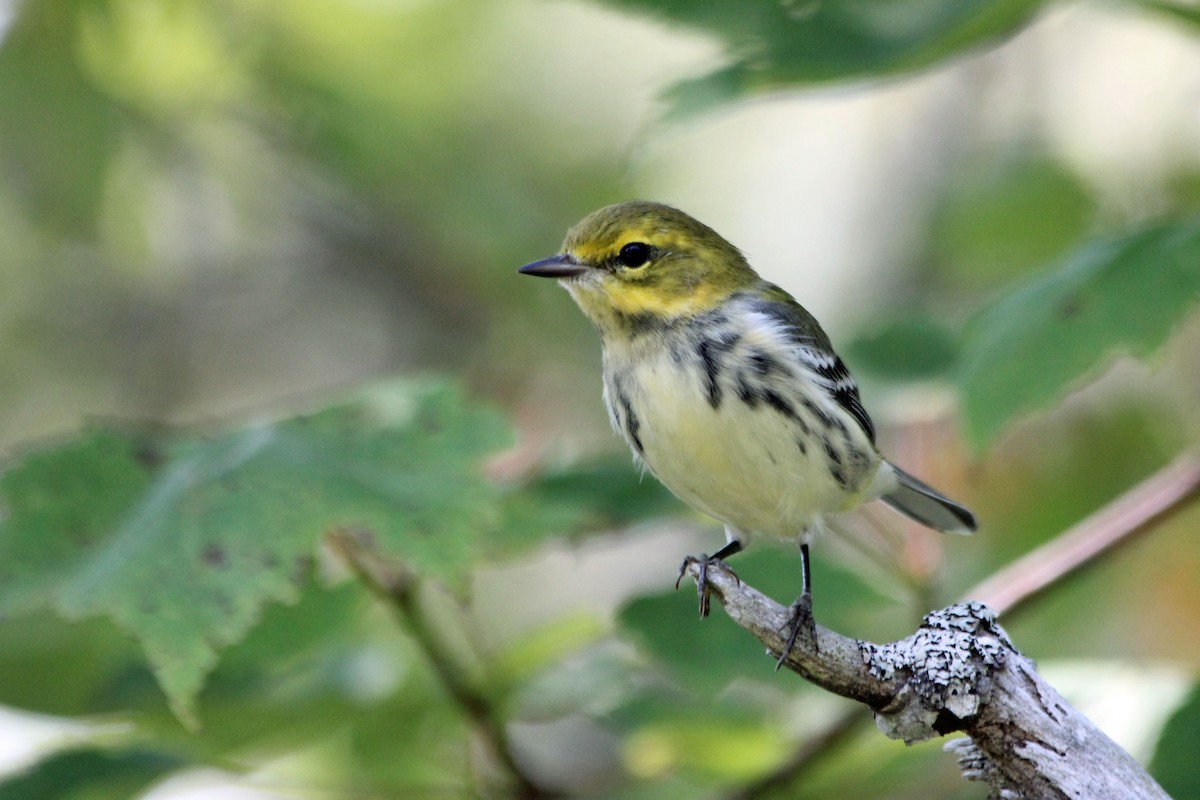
[[517, 254, 588, 279]]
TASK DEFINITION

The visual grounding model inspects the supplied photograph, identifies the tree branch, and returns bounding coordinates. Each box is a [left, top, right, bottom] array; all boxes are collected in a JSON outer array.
[[719, 454, 1199, 798], [967, 454, 1200, 616], [683, 559, 1171, 800], [328, 530, 559, 800]]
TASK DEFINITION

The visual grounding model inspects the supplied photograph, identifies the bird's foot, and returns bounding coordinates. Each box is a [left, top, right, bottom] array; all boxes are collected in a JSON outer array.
[[676, 554, 739, 618], [776, 592, 818, 669]]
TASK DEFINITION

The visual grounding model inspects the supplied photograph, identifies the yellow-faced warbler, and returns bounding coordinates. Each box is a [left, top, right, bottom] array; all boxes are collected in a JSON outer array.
[[519, 201, 976, 662]]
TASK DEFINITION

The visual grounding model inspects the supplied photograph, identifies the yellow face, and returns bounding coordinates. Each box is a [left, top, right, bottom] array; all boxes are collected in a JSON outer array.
[[520, 201, 757, 332]]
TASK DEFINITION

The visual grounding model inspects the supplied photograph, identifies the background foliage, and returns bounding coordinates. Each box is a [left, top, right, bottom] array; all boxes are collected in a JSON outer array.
[[0, 0, 1197, 797]]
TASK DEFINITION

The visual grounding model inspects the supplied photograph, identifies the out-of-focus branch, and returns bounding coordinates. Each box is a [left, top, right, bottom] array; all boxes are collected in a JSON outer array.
[[967, 454, 1200, 615], [684, 561, 1171, 800], [328, 530, 559, 800], [726, 708, 868, 800]]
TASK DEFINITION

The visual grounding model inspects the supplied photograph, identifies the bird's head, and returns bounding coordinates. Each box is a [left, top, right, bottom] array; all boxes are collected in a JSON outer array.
[[518, 201, 757, 333]]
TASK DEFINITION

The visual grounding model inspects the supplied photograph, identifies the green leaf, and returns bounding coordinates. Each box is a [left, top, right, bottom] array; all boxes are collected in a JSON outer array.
[[621, 718, 791, 782], [846, 315, 960, 380], [1150, 682, 1200, 798], [491, 612, 609, 690], [602, 0, 1047, 118], [930, 155, 1096, 287], [0, 614, 153, 718], [0, 748, 182, 800], [958, 219, 1200, 449], [507, 640, 636, 721], [0, 0, 123, 236], [620, 588, 778, 696], [0, 380, 511, 723], [493, 458, 678, 554], [1139, 0, 1200, 29]]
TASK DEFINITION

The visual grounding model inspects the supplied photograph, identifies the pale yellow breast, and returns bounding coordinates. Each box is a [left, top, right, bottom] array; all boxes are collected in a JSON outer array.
[[611, 346, 860, 540]]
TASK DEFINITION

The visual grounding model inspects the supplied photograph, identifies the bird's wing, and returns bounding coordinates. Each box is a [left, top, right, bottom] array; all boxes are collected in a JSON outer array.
[[747, 288, 877, 446]]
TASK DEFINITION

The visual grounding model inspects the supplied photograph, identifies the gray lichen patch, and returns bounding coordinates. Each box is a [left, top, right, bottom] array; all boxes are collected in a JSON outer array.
[[946, 737, 1023, 797], [861, 602, 1012, 742]]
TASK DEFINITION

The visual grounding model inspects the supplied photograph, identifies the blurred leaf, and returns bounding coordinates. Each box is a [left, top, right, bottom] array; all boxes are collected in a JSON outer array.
[[343, 686, 474, 795], [622, 718, 790, 782], [493, 458, 678, 554], [1139, 0, 1200, 28], [931, 156, 1096, 287], [847, 315, 959, 380], [958, 219, 1200, 449], [0, 0, 123, 236], [183, 580, 481, 793], [0, 379, 511, 723], [491, 611, 609, 690], [601, 0, 1047, 118], [178, 581, 379, 749], [1149, 681, 1200, 797], [1166, 168, 1200, 213], [0, 748, 182, 800], [789, 729, 975, 800], [0, 614, 153, 718], [508, 640, 637, 721], [619, 586, 785, 696]]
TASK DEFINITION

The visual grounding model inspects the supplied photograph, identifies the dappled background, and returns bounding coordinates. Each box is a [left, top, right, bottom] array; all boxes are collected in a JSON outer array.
[[1, 0, 1199, 798]]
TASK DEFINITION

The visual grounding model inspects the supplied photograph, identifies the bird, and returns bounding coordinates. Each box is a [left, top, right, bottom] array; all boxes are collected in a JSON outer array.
[[518, 201, 976, 663]]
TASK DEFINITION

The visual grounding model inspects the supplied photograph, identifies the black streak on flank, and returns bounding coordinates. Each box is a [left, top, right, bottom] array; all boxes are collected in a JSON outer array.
[[796, 437, 808, 455], [698, 339, 721, 409], [697, 333, 739, 410], [621, 394, 644, 455], [824, 442, 849, 489], [736, 376, 759, 407], [763, 390, 798, 421], [800, 396, 835, 430], [611, 374, 644, 455]]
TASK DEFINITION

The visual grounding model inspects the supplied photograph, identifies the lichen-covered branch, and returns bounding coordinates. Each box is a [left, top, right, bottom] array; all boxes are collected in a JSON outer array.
[[682, 560, 1171, 800]]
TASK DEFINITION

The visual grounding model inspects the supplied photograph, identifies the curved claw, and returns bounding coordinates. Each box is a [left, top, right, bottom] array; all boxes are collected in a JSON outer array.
[[676, 554, 742, 619], [676, 554, 712, 618], [775, 592, 817, 670]]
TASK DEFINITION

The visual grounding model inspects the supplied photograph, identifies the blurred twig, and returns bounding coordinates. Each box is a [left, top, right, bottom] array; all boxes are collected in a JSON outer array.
[[726, 708, 869, 800], [328, 530, 560, 800], [966, 453, 1200, 616]]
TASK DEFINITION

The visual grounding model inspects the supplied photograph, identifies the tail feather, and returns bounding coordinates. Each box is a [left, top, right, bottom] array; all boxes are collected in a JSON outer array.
[[881, 464, 977, 535]]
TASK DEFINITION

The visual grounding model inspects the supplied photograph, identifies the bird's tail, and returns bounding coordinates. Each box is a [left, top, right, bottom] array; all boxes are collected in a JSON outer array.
[[880, 463, 977, 534]]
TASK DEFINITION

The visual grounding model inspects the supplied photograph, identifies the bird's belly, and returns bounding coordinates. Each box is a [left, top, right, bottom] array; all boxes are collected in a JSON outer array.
[[622, 359, 854, 539]]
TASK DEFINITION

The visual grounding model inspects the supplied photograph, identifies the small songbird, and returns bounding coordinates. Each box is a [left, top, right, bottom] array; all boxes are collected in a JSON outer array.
[[519, 201, 976, 662]]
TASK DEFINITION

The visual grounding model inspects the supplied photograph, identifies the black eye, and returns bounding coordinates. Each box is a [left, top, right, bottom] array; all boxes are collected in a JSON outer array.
[[618, 242, 652, 268]]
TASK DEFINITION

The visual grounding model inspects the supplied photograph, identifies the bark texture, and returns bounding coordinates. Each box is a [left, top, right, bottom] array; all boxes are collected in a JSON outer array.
[[683, 559, 1171, 800]]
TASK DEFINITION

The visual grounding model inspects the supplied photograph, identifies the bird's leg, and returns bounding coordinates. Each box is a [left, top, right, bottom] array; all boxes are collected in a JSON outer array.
[[777, 542, 817, 668], [676, 539, 742, 618]]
